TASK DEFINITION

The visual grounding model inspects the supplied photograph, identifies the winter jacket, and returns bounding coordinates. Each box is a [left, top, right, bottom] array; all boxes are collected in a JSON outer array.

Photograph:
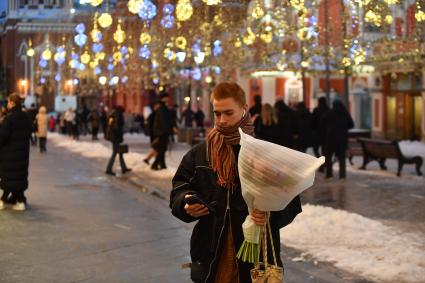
[[153, 103, 172, 137], [254, 117, 280, 145], [274, 101, 297, 148], [106, 110, 124, 143], [322, 104, 354, 152], [36, 106, 48, 138], [170, 142, 302, 283], [0, 106, 32, 192]]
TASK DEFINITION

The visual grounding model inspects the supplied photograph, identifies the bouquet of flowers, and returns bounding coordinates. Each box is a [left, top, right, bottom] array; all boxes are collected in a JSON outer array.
[[236, 129, 325, 263]]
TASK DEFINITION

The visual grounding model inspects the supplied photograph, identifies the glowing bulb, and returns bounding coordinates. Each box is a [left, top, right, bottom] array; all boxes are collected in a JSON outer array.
[[99, 76, 107, 85], [26, 48, 35, 57], [42, 49, 52, 60], [98, 13, 113, 28]]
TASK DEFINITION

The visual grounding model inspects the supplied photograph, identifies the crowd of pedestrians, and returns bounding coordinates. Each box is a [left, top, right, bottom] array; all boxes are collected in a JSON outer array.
[[251, 94, 354, 180]]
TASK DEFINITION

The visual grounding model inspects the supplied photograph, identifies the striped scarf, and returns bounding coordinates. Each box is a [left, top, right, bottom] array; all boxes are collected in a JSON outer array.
[[207, 113, 254, 190]]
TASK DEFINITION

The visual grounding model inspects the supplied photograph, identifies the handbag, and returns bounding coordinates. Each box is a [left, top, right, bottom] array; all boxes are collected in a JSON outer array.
[[251, 212, 284, 283], [118, 144, 129, 154]]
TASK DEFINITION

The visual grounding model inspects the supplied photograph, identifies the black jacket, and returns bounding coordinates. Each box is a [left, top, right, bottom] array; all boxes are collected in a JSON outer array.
[[106, 110, 124, 143], [322, 105, 354, 151], [170, 142, 302, 283], [0, 106, 32, 192], [153, 103, 172, 137]]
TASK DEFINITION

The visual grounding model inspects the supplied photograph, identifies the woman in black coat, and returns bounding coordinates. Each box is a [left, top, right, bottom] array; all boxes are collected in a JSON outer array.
[[0, 94, 32, 211], [274, 100, 296, 148], [254, 103, 279, 144], [322, 100, 354, 179], [105, 106, 131, 176]]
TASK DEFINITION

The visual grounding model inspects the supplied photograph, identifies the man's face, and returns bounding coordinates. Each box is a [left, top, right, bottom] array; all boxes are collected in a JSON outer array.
[[212, 97, 247, 128]]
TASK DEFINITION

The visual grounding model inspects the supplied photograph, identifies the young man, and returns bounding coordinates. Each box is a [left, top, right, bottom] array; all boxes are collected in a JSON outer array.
[[170, 82, 302, 283], [0, 93, 32, 211]]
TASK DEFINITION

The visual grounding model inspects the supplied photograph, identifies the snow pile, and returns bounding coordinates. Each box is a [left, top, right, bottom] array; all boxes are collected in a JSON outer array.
[[49, 133, 185, 179], [281, 204, 425, 282]]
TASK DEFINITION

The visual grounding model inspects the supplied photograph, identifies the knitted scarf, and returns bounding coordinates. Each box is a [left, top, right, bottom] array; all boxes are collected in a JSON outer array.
[[207, 113, 254, 190]]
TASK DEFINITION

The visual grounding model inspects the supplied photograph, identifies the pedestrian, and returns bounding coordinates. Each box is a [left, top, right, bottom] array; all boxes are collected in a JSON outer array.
[[322, 100, 354, 179], [100, 106, 108, 138], [72, 110, 80, 140], [79, 105, 90, 136], [151, 93, 172, 170], [26, 103, 37, 146], [274, 100, 297, 148], [0, 93, 32, 211], [311, 96, 330, 157], [143, 102, 159, 165], [194, 107, 205, 134], [48, 115, 56, 132], [181, 106, 194, 128], [249, 94, 262, 119], [294, 102, 313, 153], [105, 106, 132, 176], [64, 108, 75, 137], [254, 103, 279, 144], [170, 82, 302, 283], [35, 106, 48, 153], [88, 108, 100, 140]]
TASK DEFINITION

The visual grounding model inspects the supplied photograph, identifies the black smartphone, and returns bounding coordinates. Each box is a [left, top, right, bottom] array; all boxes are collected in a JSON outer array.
[[185, 194, 216, 214]]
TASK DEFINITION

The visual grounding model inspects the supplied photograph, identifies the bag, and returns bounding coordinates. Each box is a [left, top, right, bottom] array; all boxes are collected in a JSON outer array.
[[118, 144, 129, 154], [251, 212, 284, 283]]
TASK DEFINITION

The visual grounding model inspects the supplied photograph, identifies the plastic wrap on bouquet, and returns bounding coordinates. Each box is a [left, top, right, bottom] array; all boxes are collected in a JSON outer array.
[[236, 128, 325, 262]]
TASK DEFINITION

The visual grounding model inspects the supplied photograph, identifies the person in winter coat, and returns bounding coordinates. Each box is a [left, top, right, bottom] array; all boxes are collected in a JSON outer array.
[[294, 102, 313, 153], [274, 100, 297, 149], [249, 94, 262, 119], [35, 106, 48, 153], [143, 102, 159, 165], [0, 93, 32, 211], [254, 103, 279, 144], [49, 115, 56, 132], [322, 100, 354, 179], [26, 103, 37, 146], [88, 108, 100, 140], [151, 94, 172, 170], [100, 106, 108, 138], [311, 97, 330, 157], [181, 107, 195, 128], [105, 106, 131, 176], [170, 82, 302, 283]]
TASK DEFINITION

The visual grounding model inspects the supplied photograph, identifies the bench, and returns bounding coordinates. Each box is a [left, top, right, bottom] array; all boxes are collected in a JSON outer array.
[[347, 138, 363, 165], [358, 138, 423, 176]]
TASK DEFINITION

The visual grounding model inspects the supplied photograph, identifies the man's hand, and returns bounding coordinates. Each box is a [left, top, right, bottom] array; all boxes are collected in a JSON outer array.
[[184, 195, 210, 218], [251, 209, 267, 226]]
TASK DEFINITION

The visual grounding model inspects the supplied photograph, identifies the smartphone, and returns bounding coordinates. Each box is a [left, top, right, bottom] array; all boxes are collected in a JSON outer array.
[[185, 194, 216, 214]]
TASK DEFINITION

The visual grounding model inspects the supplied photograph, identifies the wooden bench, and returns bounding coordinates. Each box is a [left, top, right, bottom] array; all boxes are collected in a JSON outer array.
[[358, 138, 423, 176], [347, 138, 363, 165]]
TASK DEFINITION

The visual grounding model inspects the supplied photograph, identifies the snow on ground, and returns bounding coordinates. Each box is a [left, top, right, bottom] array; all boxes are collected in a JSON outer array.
[[50, 133, 425, 282], [281, 204, 425, 283]]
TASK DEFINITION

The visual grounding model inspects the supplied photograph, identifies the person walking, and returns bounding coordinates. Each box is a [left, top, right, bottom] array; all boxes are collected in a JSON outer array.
[[35, 106, 48, 153], [151, 93, 172, 170], [100, 106, 108, 138], [249, 94, 262, 119], [64, 108, 75, 137], [254, 103, 279, 144], [311, 97, 330, 157], [88, 108, 100, 140], [274, 100, 297, 149], [181, 106, 195, 128], [143, 102, 159, 165], [105, 106, 131, 176], [170, 82, 302, 283], [194, 107, 205, 134], [322, 100, 354, 179], [26, 103, 38, 146], [294, 102, 313, 153], [0, 93, 32, 211]]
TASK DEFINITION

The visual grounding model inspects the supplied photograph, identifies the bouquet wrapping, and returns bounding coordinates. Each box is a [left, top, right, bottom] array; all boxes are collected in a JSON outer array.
[[236, 128, 325, 262]]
